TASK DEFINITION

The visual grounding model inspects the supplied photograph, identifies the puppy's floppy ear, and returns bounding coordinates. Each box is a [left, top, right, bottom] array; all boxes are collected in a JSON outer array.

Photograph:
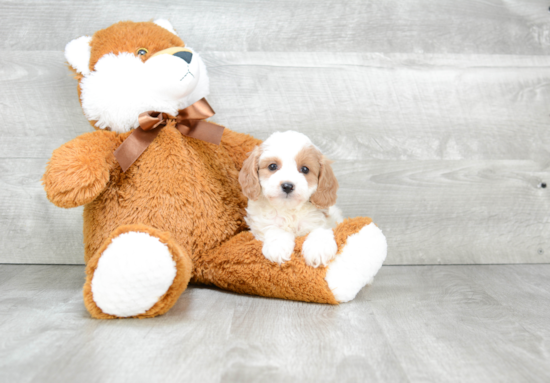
[[310, 155, 338, 209], [239, 146, 262, 200]]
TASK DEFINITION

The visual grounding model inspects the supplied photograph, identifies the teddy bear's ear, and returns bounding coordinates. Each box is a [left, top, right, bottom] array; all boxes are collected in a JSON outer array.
[[65, 36, 92, 76], [153, 19, 178, 36]]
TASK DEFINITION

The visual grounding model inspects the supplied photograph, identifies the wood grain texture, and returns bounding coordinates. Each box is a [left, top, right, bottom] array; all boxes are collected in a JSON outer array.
[[3, 51, 550, 161], [1, 0, 549, 55], [0, 264, 549, 382], [1, 1, 549, 265], [370, 265, 550, 383], [0, 159, 84, 264], [205, 52, 550, 163], [336, 159, 550, 264], [1, 51, 549, 264], [1, 158, 547, 264]]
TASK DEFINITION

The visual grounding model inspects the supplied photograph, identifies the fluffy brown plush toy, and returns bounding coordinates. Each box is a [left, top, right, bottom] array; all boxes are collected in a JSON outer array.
[[42, 19, 387, 319]]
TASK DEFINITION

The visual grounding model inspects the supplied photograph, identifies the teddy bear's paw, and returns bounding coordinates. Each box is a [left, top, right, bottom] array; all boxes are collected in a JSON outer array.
[[325, 223, 387, 303], [302, 228, 338, 268], [91, 231, 177, 317], [262, 232, 295, 265]]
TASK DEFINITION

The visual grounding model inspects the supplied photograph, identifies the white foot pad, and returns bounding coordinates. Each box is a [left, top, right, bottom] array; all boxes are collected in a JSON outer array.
[[91, 231, 177, 317], [325, 223, 387, 302], [302, 228, 338, 268]]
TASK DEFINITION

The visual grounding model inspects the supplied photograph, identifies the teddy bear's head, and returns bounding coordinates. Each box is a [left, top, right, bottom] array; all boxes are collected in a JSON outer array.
[[65, 20, 209, 133]]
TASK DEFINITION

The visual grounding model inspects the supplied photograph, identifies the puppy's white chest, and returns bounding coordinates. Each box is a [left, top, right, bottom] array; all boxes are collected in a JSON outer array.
[[275, 213, 307, 236], [245, 199, 338, 242], [269, 205, 327, 237]]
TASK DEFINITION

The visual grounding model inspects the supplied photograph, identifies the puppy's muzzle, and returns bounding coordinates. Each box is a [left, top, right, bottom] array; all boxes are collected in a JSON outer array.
[[281, 182, 294, 194]]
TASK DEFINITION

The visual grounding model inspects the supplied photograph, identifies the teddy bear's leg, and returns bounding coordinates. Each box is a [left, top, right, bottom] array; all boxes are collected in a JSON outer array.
[[325, 218, 387, 302], [83, 224, 192, 319], [192, 217, 386, 304]]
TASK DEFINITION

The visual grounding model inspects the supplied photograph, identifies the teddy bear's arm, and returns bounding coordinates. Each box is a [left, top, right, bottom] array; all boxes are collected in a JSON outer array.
[[221, 129, 263, 171], [42, 130, 118, 208]]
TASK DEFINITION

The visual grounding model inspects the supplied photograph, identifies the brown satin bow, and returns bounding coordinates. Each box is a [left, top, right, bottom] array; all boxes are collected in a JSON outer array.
[[114, 98, 224, 172]]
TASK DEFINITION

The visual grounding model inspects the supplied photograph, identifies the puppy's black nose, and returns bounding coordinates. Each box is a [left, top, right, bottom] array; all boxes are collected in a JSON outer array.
[[173, 51, 193, 64], [281, 183, 294, 194]]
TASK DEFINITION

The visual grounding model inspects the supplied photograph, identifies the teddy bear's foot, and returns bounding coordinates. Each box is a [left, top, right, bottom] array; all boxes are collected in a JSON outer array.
[[83, 224, 192, 319], [325, 220, 387, 303]]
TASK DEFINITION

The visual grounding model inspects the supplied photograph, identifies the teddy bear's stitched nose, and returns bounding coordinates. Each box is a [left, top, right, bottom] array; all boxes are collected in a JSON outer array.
[[173, 51, 192, 64]]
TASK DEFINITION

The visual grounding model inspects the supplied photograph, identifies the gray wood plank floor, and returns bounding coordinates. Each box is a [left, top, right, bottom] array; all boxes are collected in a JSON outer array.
[[0, 264, 548, 383], [1, 0, 549, 265]]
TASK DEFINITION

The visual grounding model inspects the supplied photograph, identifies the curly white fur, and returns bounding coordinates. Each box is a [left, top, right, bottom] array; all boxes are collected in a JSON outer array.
[[242, 131, 343, 266]]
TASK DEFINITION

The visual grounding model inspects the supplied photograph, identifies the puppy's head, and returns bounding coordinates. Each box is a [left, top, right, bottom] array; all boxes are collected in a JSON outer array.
[[239, 131, 338, 209]]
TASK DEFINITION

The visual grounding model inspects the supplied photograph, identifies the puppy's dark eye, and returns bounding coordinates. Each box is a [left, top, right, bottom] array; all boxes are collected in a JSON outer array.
[[268, 163, 278, 171], [301, 166, 309, 174], [136, 48, 148, 56]]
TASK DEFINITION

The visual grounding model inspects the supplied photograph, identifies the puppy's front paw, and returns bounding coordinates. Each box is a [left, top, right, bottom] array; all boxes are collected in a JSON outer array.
[[302, 228, 338, 268], [262, 233, 295, 265]]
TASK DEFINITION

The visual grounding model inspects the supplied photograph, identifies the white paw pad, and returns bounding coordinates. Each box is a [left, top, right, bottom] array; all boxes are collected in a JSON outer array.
[[325, 223, 387, 302], [91, 231, 177, 317], [302, 228, 338, 268], [262, 233, 295, 265]]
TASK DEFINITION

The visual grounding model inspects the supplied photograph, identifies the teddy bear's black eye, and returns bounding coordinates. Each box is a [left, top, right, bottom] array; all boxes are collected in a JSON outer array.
[[268, 163, 278, 171], [301, 166, 309, 174], [136, 48, 148, 56]]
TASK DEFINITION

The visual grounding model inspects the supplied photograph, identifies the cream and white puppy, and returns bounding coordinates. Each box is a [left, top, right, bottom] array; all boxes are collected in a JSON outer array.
[[239, 131, 343, 267]]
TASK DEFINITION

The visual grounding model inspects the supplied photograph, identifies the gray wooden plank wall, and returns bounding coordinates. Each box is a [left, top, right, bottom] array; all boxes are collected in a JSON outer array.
[[0, 0, 549, 264]]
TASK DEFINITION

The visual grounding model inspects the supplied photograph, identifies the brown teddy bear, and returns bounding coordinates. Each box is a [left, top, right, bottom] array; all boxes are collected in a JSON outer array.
[[42, 19, 387, 319]]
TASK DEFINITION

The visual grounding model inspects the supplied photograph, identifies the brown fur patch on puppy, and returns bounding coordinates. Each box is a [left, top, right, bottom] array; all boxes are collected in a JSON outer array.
[[295, 145, 322, 188], [258, 156, 282, 180], [310, 155, 338, 209], [239, 146, 262, 201]]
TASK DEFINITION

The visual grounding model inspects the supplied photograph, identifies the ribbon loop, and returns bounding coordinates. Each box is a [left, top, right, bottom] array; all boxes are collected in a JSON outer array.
[[139, 111, 167, 131], [114, 98, 224, 172]]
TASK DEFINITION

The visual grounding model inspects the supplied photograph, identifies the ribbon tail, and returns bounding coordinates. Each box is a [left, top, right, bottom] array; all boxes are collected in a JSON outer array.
[[176, 121, 225, 145], [178, 98, 215, 120], [114, 127, 162, 172]]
